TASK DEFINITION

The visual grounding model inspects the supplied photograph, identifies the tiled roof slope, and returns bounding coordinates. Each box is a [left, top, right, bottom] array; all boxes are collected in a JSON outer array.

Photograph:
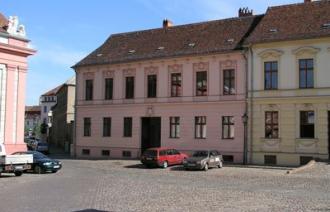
[[41, 85, 63, 96], [74, 15, 262, 68], [246, 0, 330, 44], [0, 13, 8, 33]]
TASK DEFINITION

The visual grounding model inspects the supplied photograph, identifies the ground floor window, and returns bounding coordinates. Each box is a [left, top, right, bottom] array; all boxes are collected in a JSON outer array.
[[83, 118, 91, 137], [102, 150, 110, 156], [123, 117, 133, 137], [300, 111, 315, 138], [264, 155, 277, 165], [103, 117, 111, 137], [169, 117, 180, 138], [195, 116, 206, 139], [300, 156, 313, 165], [265, 111, 279, 139], [222, 116, 234, 139], [122, 151, 131, 158], [82, 149, 90, 155]]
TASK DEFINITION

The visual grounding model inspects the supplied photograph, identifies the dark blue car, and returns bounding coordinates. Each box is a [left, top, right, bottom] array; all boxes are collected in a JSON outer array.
[[12, 151, 62, 174]]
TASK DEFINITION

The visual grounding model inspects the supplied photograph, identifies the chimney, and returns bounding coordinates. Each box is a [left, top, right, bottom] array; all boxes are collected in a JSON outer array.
[[238, 7, 253, 17], [163, 19, 173, 29]]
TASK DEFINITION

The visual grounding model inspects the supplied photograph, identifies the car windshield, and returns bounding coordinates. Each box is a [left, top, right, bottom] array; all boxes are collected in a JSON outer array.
[[143, 150, 157, 157], [192, 151, 209, 157]]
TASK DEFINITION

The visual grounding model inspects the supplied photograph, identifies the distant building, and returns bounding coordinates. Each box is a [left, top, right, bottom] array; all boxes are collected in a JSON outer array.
[[50, 77, 75, 153], [24, 106, 41, 137], [39, 85, 61, 126], [0, 13, 36, 154]]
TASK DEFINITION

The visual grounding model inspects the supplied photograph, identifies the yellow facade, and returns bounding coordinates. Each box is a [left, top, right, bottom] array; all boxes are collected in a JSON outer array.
[[248, 38, 330, 166]]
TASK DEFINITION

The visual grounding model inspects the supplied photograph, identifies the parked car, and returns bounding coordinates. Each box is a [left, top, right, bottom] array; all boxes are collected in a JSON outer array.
[[141, 148, 188, 168], [12, 151, 61, 174], [183, 150, 223, 171], [0, 144, 33, 177]]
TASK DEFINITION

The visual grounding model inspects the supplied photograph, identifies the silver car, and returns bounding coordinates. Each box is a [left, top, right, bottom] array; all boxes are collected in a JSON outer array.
[[183, 150, 223, 171]]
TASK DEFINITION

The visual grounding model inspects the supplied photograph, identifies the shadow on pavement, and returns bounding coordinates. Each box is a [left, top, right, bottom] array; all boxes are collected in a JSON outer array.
[[72, 209, 112, 212], [124, 164, 156, 169]]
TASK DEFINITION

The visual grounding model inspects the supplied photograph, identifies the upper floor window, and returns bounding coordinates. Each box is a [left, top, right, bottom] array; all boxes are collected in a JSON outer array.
[[105, 78, 113, 100], [43, 106, 47, 113], [264, 61, 278, 90], [85, 79, 93, 101], [169, 117, 180, 138], [125, 77, 134, 99], [171, 73, 182, 97], [223, 69, 236, 95], [103, 117, 111, 137], [222, 116, 234, 139], [195, 116, 206, 139], [83, 117, 91, 137], [147, 75, 157, 98], [300, 111, 314, 138], [196, 71, 207, 96], [265, 111, 279, 139], [299, 59, 314, 89], [123, 117, 133, 137]]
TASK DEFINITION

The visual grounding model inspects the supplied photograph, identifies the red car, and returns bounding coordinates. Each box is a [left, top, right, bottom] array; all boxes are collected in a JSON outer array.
[[141, 148, 188, 168]]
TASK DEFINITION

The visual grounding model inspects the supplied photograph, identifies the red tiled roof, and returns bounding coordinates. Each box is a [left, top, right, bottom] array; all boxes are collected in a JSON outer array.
[[74, 15, 262, 68], [25, 106, 41, 113], [246, 0, 330, 44], [41, 84, 63, 96]]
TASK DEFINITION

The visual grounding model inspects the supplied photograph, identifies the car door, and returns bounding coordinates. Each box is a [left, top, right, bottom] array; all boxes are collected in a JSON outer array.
[[172, 149, 181, 164], [166, 149, 174, 165], [209, 151, 217, 167]]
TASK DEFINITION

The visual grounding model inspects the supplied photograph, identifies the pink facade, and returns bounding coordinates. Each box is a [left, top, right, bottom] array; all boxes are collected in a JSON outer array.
[[0, 15, 35, 154], [75, 54, 247, 163]]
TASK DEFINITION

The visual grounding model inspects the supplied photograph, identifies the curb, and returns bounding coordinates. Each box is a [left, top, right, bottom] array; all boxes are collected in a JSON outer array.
[[286, 160, 316, 174]]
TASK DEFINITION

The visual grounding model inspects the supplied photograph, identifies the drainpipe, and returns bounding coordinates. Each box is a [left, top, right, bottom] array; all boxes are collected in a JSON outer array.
[[249, 46, 254, 164], [243, 50, 249, 165], [73, 69, 78, 158]]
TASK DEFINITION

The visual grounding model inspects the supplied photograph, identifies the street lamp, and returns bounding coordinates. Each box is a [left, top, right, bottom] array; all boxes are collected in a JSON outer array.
[[242, 113, 248, 165]]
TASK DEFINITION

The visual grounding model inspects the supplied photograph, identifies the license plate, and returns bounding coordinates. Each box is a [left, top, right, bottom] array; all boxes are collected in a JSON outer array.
[[53, 165, 60, 168]]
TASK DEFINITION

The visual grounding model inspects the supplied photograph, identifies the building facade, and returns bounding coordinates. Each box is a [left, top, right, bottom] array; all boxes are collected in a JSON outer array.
[[24, 106, 41, 138], [0, 14, 35, 154], [73, 13, 261, 162], [247, 1, 330, 166], [50, 77, 75, 153]]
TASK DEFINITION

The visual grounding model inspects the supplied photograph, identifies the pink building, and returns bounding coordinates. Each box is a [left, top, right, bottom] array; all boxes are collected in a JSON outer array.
[[73, 11, 261, 163], [0, 14, 36, 154]]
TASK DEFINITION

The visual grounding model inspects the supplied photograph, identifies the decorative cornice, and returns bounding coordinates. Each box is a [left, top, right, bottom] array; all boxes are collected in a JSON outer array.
[[168, 64, 183, 73], [144, 66, 158, 74], [258, 49, 284, 59], [292, 46, 320, 55], [193, 62, 209, 71]]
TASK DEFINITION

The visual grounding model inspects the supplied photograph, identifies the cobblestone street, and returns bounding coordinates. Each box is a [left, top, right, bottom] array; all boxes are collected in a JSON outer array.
[[1, 159, 330, 212]]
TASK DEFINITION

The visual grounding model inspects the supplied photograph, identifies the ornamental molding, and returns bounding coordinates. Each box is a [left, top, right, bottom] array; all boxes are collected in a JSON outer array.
[[83, 72, 95, 79], [193, 62, 209, 71], [258, 49, 284, 59], [292, 46, 320, 55], [103, 70, 114, 78], [123, 68, 136, 76], [219, 59, 237, 69], [144, 66, 158, 75], [7, 16, 26, 37], [168, 64, 183, 73]]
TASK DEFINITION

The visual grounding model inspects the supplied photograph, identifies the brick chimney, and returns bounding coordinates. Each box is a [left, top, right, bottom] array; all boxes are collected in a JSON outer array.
[[238, 7, 253, 17], [163, 19, 173, 29]]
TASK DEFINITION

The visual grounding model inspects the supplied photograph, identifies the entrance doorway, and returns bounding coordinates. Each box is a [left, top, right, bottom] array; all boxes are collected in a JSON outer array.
[[141, 117, 161, 154]]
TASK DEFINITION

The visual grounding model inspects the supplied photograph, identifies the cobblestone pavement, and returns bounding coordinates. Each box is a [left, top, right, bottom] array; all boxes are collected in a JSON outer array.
[[1, 159, 330, 212]]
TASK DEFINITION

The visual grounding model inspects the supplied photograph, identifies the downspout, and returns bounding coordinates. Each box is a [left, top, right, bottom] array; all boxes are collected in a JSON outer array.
[[73, 69, 78, 158], [249, 46, 254, 164], [243, 50, 249, 165]]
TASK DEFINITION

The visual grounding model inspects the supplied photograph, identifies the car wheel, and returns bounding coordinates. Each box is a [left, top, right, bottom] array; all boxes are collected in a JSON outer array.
[[218, 161, 223, 168], [34, 165, 44, 174], [204, 163, 209, 171], [14, 171, 23, 176], [162, 161, 168, 169]]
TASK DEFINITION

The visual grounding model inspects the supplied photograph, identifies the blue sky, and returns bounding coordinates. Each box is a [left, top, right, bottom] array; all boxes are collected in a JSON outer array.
[[1, 0, 299, 105]]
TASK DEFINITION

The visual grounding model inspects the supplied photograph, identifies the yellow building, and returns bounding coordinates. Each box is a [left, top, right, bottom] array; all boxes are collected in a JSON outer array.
[[246, 1, 330, 166]]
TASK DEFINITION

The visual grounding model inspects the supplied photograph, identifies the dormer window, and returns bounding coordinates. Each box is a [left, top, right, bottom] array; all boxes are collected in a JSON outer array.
[[321, 23, 330, 29], [227, 38, 234, 43], [188, 43, 196, 47], [128, 49, 136, 54], [97, 53, 103, 57], [157, 46, 165, 50], [269, 28, 278, 33]]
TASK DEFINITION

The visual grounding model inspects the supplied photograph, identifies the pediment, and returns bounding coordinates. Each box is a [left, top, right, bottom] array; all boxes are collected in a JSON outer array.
[[258, 49, 284, 59]]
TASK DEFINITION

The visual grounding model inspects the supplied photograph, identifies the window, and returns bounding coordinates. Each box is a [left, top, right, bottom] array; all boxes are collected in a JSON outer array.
[[169, 117, 180, 138], [265, 112, 279, 139], [102, 150, 110, 157], [171, 73, 182, 97], [43, 106, 47, 113], [125, 76, 134, 99], [82, 149, 90, 155], [123, 117, 132, 137], [195, 116, 206, 139], [122, 151, 131, 157], [223, 69, 235, 95], [264, 155, 277, 165], [105, 78, 113, 100], [196, 71, 207, 96], [222, 116, 235, 139], [85, 79, 93, 100], [264, 61, 278, 90], [147, 75, 157, 98], [83, 118, 91, 137], [300, 156, 313, 165], [103, 117, 111, 137], [299, 59, 314, 88], [223, 155, 234, 163], [300, 111, 315, 138]]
